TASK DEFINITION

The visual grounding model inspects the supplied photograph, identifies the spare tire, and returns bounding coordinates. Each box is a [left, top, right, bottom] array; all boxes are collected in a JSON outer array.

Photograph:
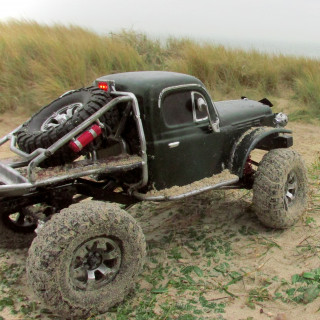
[[16, 87, 119, 167]]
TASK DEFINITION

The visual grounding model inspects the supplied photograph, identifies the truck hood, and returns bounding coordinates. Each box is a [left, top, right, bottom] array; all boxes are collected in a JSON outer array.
[[215, 99, 272, 127]]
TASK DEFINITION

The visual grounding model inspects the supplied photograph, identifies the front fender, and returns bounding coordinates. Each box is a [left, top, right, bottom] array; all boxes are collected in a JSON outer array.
[[230, 127, 292, 177]]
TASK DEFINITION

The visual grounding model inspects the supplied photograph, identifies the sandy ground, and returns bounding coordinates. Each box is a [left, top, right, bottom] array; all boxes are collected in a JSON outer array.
[[287, 122, 320, 165], [0, 115, 319, 320], [0, 114, 28, 160]]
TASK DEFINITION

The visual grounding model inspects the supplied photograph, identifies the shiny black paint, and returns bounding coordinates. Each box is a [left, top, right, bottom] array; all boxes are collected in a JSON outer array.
[[96, 71, 290, 189]]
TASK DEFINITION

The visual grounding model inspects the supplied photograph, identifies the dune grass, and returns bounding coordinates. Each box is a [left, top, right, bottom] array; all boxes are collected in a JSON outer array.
[[0, 20, 319, 121]]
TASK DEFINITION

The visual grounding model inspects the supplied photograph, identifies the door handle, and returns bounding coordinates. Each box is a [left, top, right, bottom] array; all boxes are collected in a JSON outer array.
[[168, 141, 180, 148]]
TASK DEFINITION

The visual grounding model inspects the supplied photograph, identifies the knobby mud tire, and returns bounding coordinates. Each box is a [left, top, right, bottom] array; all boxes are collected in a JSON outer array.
[[27, 201, 146, 318], [16, 87, 119, 167], [253, 149, 308, 229]]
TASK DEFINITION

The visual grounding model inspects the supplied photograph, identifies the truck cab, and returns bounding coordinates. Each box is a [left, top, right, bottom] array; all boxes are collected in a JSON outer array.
[[95, 71, 283, 190]]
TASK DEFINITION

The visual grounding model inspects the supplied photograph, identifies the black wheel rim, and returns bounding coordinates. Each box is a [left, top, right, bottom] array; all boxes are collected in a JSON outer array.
[[284, 171, 298, 210], [40, 102, 83, 131], [70, 237, 122, 290]]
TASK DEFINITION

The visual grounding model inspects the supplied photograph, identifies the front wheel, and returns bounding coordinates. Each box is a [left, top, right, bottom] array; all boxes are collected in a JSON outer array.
[[253, 149, 308, 229], [27, 201, 146, 318]]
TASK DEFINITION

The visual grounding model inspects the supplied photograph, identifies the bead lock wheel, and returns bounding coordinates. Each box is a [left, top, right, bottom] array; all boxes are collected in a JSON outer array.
[[40, 102, 83, 132], [70, 237, 121, 290], [253, 149, 308, 229], [27, 201, 146, 318], [16, 87, 117, 167], [284, 171, 297, 209]]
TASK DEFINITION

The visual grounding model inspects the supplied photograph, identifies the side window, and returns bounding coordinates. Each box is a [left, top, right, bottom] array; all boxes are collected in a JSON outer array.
[[162, 91, 193, 126], [192, 92, 208, 122]]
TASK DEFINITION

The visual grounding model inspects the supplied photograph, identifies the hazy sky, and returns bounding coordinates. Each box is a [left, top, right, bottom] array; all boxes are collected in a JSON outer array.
[[1, 0, 320, 57]]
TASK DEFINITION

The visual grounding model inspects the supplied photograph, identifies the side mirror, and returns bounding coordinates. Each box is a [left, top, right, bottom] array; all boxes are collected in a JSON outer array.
[[196, 98, 220, 133], [197, 97, 207, 112]]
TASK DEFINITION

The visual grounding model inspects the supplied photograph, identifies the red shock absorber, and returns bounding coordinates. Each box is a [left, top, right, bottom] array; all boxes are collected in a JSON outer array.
[[69, 124, 102, 153], [244, 155, 254, 176]]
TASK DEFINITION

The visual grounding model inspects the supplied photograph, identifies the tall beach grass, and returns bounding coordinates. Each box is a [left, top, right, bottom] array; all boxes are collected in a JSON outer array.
[[0, 20, 319, 121]]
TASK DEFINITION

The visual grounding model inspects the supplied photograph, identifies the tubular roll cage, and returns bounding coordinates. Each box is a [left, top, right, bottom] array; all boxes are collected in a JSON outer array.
[[0, 89, 240, 202], [0, 91, 148, 197]]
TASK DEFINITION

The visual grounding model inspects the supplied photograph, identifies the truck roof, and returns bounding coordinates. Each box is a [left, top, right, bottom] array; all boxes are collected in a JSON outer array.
[[96, 71, 205, 98]]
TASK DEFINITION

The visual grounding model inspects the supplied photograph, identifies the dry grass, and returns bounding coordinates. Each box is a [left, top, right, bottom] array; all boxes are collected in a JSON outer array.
[[0, 21, 145, 113], [0, 20, 320, 121]]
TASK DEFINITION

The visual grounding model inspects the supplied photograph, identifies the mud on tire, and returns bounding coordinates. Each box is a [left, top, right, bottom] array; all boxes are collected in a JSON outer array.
[[16, 87, 119, 167], [253, 149, 308, 229], [27, 201, 146, 318]]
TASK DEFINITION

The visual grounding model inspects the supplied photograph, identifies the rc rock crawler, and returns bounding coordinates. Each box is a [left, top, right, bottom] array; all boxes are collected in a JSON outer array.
[[0, 71, 308, 318]]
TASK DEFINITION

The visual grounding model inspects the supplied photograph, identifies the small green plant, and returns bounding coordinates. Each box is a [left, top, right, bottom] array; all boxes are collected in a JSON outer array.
[[277, 268, 320, 304], [0, 297, 14, 311], [304, 216, 316, 226], [199, 294, 226, 313], [246, 287, 270, 309]]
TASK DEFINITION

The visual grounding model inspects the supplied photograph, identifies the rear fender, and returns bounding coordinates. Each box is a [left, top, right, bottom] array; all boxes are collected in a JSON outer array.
[[230, 127, 292, 177]]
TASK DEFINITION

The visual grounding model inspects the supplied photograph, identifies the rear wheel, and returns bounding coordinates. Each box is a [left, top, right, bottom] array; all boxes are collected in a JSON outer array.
[[0, 190, 74, 249], [27, 201, 146, 318], [253, 149, 308, 229], [16, 87, 119, 167], [0, 207, 37, 249]]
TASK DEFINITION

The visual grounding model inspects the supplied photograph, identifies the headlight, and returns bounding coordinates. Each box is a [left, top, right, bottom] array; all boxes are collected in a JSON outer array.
[[274, 112, 288, 127]]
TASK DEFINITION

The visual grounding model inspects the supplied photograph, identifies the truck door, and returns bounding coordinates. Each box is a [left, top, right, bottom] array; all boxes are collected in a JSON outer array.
[[151, 86, 225, 190]]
